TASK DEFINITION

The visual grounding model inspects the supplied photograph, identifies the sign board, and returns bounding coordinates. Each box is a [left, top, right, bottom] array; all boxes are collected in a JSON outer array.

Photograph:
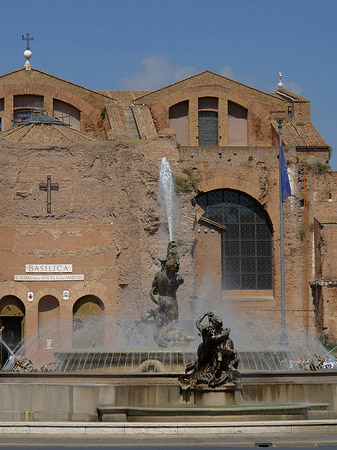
[[14, 274, 84, 281], [25, 264, 72, 273]]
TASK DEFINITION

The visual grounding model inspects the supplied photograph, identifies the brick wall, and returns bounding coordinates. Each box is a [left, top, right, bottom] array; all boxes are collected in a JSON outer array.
[[135, 71, 289, 147], [0, 69, 115, 137], [0, 133, 336, 342]]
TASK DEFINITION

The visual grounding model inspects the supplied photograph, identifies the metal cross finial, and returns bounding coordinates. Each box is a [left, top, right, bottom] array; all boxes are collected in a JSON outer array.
[[22, 33, 34, 50], [278, 72, 283, 90]]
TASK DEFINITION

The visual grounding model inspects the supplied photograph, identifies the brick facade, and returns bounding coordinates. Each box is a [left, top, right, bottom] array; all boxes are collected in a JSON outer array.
[[1, 67, 337, 364], [0, 69, 115, 138]]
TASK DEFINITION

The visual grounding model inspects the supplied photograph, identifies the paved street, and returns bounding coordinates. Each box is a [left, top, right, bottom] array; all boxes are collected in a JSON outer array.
[[0, 432, 337, 448]]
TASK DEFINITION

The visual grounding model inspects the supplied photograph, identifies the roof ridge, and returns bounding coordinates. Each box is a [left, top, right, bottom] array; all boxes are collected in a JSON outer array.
[[276, 88, 309, 102], [0, 67, 25, 80], [135, 70, 285, 102], [1, 68, 115, 101]]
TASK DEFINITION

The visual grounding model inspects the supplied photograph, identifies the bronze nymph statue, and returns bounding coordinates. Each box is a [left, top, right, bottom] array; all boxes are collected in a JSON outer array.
[[180, 312, 240, 389]]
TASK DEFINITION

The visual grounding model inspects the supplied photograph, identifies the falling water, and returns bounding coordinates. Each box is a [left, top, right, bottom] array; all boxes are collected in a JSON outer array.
[[0, 338, 15, 358], [159, 157, 175, 241], [1, 313, 333, 373]]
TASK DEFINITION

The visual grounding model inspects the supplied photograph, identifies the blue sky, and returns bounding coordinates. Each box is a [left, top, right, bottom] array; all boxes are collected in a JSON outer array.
[[2, 0, 337, 168]]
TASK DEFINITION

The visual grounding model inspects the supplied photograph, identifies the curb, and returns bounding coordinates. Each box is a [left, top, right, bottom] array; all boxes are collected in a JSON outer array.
[[0, 419, 336, 436]]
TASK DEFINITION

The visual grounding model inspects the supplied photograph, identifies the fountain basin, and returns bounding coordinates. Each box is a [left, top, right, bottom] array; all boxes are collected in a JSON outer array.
[[96, 403, 330, 422], [0, 371, 336, 422]]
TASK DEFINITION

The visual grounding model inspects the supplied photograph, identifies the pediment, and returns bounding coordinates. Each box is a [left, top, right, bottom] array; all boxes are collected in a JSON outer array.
[[0, 68, 115, 102], [134, 70, 285, 107]]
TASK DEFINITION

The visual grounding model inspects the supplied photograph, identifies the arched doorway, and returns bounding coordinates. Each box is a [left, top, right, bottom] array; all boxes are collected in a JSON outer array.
[[0, 296, 25, 367], [38, 296, 60, 350], [73, 295, 105, 348]]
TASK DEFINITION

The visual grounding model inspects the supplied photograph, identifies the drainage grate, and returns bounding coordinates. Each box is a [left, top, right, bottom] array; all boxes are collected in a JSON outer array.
[[255, 444, 273, 448]]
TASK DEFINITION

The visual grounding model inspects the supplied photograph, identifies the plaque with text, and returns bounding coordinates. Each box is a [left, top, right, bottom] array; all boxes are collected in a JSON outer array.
[[15, 274, 84, 281]]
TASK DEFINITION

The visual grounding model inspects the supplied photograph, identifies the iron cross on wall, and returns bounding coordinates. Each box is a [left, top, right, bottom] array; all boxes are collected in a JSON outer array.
[[39, 175, 59, 214]]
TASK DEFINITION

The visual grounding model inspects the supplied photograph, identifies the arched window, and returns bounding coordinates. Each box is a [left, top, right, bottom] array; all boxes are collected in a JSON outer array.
[[169, 101, 189, 145], [196, 189, 273, 290], [53, 99, 81, 130], [198, 97, 218, 146], [13, 95, 44, 125]]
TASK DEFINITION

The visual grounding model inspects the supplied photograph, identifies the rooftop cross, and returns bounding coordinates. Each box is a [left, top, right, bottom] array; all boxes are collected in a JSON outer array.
[[22, 33, 34, 70], [22, 33, 34, 50]]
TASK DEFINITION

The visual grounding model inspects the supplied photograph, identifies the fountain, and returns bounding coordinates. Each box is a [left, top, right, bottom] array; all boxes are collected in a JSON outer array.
[[0, 157, 337, 424]]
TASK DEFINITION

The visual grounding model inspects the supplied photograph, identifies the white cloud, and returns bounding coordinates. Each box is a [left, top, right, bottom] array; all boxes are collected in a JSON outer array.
[[120, 55, 196, 90], [284, 80, 304, 95], [219, 65, 236, 79]]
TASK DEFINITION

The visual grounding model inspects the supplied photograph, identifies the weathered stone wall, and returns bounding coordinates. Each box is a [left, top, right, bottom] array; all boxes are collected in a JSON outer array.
[[179, 145, 337, 338], [0, 137, 197, 345], [1, 132, 337, 345]]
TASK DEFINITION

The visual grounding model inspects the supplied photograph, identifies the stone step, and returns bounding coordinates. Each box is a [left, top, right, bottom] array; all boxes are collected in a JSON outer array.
[[124, 108, 140, 139], [97, 402, 330, 423]]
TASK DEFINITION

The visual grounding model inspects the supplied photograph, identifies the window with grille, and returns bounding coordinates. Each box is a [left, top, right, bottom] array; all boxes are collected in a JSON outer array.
[[196, 189, 273, 290], [198, 111, 218, 146], [198, 97, 218, 146]]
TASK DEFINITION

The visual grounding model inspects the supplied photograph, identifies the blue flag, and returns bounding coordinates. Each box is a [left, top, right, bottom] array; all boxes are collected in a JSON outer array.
[[280, 143, 291, 200]]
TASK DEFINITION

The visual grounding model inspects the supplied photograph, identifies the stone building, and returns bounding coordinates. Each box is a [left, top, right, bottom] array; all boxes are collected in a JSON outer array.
[[0, 60, 336, 366]]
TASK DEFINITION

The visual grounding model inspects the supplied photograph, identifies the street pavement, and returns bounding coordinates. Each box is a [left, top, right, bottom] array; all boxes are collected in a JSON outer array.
[[0, 432, 337, 448]]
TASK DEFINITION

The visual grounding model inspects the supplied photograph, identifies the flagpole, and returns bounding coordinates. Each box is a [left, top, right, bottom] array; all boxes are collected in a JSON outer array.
[[276, 117, 288, 345]]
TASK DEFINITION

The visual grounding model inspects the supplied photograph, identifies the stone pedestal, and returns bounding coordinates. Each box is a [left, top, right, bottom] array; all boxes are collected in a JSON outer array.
[[180, 383, 243, 406]]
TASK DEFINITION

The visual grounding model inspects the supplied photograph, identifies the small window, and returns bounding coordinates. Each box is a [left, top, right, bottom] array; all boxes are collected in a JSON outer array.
[[198, 97, 218, 111]]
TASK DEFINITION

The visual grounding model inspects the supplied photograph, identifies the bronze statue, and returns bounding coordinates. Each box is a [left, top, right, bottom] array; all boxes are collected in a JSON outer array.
[[142, 241, 194, 347], [180, 312, 240, 389]]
